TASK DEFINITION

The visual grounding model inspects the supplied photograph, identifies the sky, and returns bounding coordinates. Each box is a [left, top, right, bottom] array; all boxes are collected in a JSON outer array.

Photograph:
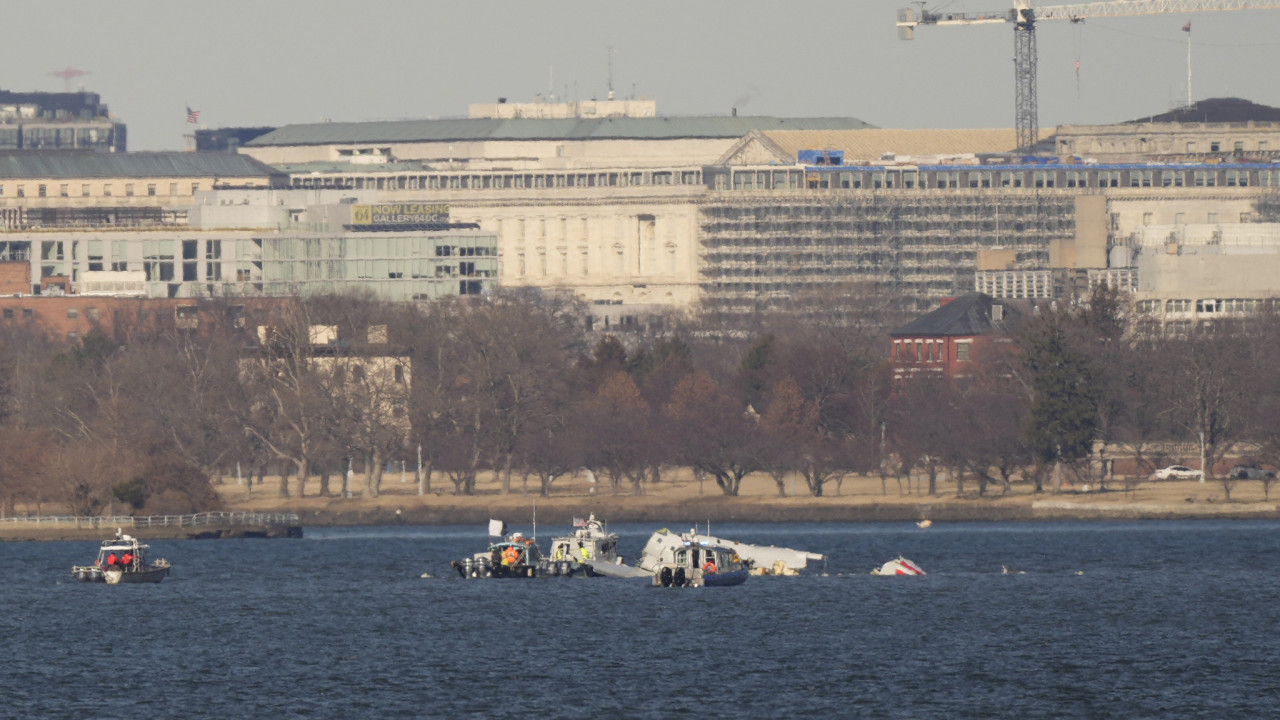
[[7, 1, 1280, 151]]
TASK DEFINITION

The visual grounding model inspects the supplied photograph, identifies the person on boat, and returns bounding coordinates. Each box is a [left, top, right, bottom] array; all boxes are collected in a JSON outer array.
[[106, 553, 119, 567], [121, 551, 134, 570], [577, 541, 590, 562], [702, 559, 718, 574], [502, 545, 521, 566]]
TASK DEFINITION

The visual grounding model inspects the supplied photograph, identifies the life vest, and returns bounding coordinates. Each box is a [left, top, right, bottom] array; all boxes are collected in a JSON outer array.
[[703, 561, 718, 573], [503, 546, 521, 565]]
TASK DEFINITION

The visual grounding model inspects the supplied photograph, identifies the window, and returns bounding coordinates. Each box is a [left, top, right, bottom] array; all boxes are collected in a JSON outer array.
[[38, 184, 47, 197], [125, 184, 135, 197], [1196, 299, 1218, 314], [16, 185, 24, 197], [87, 307, 99, 320], [82, 184, 91, 197], [956, 342, 971, 361], [170, 183, 178, 195], [67, 308, 79, 319], [1186, 142, 1196, 153], [22, 308, 33, 319], [147, 184, 156, 196], [1143, 212, 1153, 226], [103, 184, 112, 197], [1235, 141, 1245, 152], [1166, 299, 1192, 313], [60, 184, 69, 197], [1, 308, 11, 319], [1210, 142, 1221, 152]]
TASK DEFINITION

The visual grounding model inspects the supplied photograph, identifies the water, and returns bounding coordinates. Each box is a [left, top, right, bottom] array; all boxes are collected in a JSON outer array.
[[5, 520, 1279, 719]]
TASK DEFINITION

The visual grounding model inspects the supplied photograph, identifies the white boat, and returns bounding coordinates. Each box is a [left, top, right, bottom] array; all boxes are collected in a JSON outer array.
[[638, 527, 823, 576], [651, 540, 749, 588], [546, 514, 649, 579], [870, 556, 925, 576], [71, 530, 171, 584]]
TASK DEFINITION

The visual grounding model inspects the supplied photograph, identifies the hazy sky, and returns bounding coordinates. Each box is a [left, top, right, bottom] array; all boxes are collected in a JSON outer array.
[[8, 1, 1280, 151]]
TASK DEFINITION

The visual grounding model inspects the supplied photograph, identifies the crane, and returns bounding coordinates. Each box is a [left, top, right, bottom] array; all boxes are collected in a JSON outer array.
[[897, 1, 1280, 152]]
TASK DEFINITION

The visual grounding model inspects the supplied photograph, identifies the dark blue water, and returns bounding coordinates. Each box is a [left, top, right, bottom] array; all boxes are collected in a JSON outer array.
[[5, 520, 1279, 719]]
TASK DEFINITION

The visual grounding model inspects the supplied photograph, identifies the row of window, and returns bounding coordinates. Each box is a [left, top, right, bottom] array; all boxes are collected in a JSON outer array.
[[291, 170, 703, 191], [892, 338, 972, 363], [734, 167, 1280, 191], [0, 182, 201, 198], [1135, 298, 1279, 315], [1, 306, 100, 321]]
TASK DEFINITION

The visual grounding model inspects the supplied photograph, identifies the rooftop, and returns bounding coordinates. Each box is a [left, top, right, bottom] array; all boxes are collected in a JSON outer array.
[[0, 152, 284, 179], [891, 293, 1022, 338], [246, 115, 876, 147]]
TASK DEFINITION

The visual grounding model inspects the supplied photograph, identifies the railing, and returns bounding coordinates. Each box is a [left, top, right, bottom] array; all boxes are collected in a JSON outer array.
[[0, 511, 300, 528]]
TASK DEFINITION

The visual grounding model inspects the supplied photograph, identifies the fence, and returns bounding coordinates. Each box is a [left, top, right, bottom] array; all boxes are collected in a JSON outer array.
[[0, 511, 300, 528]]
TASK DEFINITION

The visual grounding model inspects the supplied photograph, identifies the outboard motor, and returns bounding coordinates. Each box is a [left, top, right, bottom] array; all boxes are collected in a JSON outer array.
[[660, 567, 673, 587], [673, 567, 687, 587], [461, 557, 475, 578]]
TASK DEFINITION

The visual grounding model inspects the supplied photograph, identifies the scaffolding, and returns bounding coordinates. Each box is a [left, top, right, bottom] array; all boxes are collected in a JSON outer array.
[[696, 190, 1074, 318]]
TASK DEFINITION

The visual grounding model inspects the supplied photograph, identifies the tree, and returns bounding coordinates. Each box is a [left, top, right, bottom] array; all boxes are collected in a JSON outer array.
[[579, 372, 653, 496], [1020, 309, 1103, 491], [662, 371, 761, 496]]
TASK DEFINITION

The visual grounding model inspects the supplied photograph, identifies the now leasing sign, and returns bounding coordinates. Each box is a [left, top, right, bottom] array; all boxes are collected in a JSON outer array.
[[351, 203, 450, 225]]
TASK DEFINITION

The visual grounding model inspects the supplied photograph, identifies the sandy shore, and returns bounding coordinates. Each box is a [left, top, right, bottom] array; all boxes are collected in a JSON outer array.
[[5, 469, 1276, 541]]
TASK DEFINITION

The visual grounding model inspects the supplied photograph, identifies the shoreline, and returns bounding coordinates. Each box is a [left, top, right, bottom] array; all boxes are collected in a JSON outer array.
[[6, 494, 1277, 542], [6, 471, 1278, 541]]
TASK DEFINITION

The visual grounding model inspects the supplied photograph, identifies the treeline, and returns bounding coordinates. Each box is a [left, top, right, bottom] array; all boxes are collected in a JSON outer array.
[[2, 286, 1280, 516]]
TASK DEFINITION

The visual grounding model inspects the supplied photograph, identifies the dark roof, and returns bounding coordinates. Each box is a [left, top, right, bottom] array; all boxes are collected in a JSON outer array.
[[246, 116, 876, 147], [890, 293, 1022, 338], [1124, 97, 1280, 124], [0, 152, 284, 179]]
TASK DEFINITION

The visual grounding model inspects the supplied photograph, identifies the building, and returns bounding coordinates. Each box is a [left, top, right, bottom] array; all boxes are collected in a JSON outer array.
[[0, 90, 125, 152], [889, 294, 1022, 381], [0, 151, 288, 234], [0, 187, 498, 301], [194, 127, 276, 153]]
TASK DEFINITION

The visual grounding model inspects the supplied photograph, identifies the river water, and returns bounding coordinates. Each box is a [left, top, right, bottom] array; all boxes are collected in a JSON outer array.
[[5, 520, 1279, 719]]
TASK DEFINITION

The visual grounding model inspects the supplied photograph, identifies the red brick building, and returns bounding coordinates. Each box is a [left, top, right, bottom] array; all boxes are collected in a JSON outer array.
[[889, 293, 1023, 382]]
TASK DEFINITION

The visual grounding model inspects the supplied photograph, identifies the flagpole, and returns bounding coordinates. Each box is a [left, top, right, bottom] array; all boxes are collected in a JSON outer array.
[[1186, 23, 1192, 107]]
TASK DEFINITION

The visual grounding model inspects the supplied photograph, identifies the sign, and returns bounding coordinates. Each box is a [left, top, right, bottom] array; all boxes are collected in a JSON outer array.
[[351, 203, 450, 225]]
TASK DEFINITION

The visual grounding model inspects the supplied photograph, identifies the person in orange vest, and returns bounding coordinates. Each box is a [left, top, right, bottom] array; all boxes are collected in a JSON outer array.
[[121, 552, 134, 570], [106, 553, 119, 567], [702, 558, 718, 574], [502, 545, 520, 566]]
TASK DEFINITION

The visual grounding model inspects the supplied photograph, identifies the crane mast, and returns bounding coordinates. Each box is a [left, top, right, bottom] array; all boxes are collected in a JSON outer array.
[[897, 0, 1280, 152]]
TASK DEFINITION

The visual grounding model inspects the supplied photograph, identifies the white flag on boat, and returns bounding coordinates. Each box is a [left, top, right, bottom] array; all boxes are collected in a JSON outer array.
[[488, 519, 506, 537]]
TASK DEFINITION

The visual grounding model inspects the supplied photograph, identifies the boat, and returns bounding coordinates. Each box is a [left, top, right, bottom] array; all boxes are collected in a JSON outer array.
[[651, 537, 749, 588], [545, 514, 649, 579], [637, 527, 823, 576], [870, 556, 926, 576], [71, 529, 171, 584], [450, 522, 593, 579]]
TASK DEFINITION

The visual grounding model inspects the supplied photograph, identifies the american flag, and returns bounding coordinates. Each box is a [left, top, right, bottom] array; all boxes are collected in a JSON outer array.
[[186, 106, 200, 124], [572, 517, 588, 527]]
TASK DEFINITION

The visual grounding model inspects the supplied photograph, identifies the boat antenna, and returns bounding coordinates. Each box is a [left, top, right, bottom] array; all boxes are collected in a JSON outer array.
[[532, 500, 537, 541]]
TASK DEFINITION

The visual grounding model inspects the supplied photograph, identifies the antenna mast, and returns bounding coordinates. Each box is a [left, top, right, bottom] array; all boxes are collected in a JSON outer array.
[[607, 46, 616, 100], [48, 67, 89, 93]]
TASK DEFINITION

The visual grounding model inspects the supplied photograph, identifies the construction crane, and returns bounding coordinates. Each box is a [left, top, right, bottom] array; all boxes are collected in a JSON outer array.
[[897, 1, 1280, 152]]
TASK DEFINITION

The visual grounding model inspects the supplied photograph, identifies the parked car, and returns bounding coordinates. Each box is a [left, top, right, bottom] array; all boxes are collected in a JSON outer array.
[[1152, 465, 1203, 481], [1228, 464, 1277, 480]]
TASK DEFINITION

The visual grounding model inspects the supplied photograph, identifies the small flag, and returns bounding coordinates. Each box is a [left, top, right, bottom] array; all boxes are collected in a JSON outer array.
[[186, 106, 201, 124], [573, 517, 588, 528], [488, 519, 506, 537], [1182, 21, 1191, 32]]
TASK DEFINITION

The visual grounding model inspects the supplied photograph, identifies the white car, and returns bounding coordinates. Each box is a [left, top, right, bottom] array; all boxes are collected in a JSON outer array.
[[1153, 465, 1203, 481]]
